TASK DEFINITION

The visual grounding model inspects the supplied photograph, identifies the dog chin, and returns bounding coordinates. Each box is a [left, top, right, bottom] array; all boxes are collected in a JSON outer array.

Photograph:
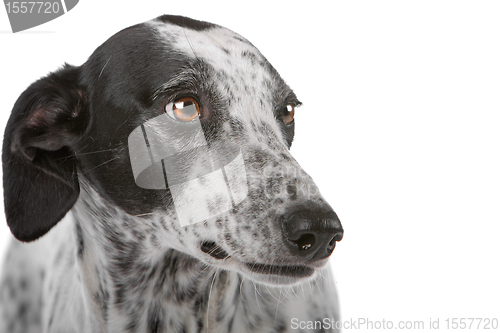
[[241, 269, 319, 286]]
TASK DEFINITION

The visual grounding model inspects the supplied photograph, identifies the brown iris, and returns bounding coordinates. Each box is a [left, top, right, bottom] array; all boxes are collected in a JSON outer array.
[[282, 104, 295, 124], [166, 96, 200, 122]]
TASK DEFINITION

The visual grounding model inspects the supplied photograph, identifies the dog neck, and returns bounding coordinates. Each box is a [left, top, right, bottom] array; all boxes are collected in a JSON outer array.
[[70, 179, 212, 331], [70, 177, 301, 332]]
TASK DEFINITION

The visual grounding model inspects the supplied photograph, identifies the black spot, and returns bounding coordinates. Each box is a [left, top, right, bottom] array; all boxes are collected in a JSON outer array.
[[233, 36, 251, 45], [19, 277, 28, 290], [229, 117, 245, 135], [273, 320, 288, 333], [246, 148, 273, 169], [17, 302, 29, 319], [155, 15, 216, 31], [147, 303, 165, 333], [114, 241, 142, 276], [48, 314, 54, 330], [196, 318, 204, 332], [263, 79, 272, 90], [75, 220, 84, 258], [227, 315, 236, 332], [200, 241, 230, 260], [150, 233, 160, 248], [280, 153, 291, 161], [241, 51, 258, 65], [261, 226, 271, 239], [94, 271, 110, 324], [266, 175, 283, 197], [287, 184, 298, 201], [229, 240, 240, 251], [126, 317, 140, 332], [193, 281, 210, 321]]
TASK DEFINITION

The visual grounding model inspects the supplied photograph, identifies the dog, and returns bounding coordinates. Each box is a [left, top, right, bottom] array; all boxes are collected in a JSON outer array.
[[0, 15, 343, 333]]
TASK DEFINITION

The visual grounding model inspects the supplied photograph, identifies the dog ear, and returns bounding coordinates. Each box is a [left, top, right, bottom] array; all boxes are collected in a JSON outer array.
[[2, 64, 89, 242]]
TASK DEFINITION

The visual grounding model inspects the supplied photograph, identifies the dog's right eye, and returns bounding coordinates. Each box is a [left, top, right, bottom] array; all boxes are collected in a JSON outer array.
[[165, 96, 200, 122], [281, 104, 295, 124]]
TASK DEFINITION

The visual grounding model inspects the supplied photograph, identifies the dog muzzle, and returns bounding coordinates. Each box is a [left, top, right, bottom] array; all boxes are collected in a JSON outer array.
[[128, 112, 248, 227]]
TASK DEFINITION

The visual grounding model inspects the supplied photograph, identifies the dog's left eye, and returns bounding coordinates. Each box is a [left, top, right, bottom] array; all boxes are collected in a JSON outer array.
[[281, 104, 295, 124], [165, 96, 200, 122]]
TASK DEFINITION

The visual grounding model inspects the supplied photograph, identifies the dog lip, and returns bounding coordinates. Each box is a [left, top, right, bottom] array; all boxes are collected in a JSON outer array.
[[200, 240, 231, 260], [244, 263, 314, 278]]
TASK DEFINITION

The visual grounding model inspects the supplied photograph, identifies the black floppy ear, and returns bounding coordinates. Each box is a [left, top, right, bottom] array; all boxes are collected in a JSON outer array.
[[2, 64, 89, 242]]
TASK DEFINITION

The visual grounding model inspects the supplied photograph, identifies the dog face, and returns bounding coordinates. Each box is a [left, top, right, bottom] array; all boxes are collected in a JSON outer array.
[[3, 15, 342, 286]]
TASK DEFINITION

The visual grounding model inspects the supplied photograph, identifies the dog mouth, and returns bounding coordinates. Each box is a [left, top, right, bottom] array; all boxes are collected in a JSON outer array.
[[200, 240, 315, 279], [244, 263, 314, 278]]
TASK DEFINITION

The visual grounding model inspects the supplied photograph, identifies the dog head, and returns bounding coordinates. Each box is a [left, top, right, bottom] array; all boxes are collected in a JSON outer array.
[[3, 15, 343, 285]]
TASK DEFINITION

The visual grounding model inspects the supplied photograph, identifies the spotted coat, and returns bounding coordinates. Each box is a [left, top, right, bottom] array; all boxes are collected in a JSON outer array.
[[0, 15, 342, 333]]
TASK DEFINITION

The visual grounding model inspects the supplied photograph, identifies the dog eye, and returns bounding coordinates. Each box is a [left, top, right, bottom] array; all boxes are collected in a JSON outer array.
[[165, 96, 200, 122], [281, 104, 295, 124]]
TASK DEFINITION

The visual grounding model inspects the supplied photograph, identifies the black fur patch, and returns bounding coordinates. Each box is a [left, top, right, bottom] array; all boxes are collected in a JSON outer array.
[[75, 220, 85, 258], [147, 303, 165, 333], [155, 15, 217, 31], [2, 64, 86, 241]]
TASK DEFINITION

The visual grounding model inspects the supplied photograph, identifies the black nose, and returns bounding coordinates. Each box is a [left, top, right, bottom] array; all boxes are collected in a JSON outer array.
[[283, 209, 343, 261]]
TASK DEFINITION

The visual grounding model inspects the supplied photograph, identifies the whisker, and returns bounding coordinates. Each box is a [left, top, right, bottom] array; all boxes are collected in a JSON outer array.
[[239, 276, 247, 302], [82, 156, 120, 173], [134, 212, 153, 217], [206, 269, 218, 333], [98, 56, 112, 79], [183, 26, 198, 59], [253, 281, 263, 314], [76, 148, 123, 156]]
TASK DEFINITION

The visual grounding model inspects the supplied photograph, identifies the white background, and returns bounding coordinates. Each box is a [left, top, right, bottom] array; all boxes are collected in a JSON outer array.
[[1, 1, 499, 332]]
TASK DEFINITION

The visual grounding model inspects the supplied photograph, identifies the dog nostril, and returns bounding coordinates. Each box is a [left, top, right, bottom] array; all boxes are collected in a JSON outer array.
[[291, 233, 316, 251], [200, 241, 230, 260], [327, 233, 344, 253], [328, 238, 335, 248], [329, 233, 342, 246]]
